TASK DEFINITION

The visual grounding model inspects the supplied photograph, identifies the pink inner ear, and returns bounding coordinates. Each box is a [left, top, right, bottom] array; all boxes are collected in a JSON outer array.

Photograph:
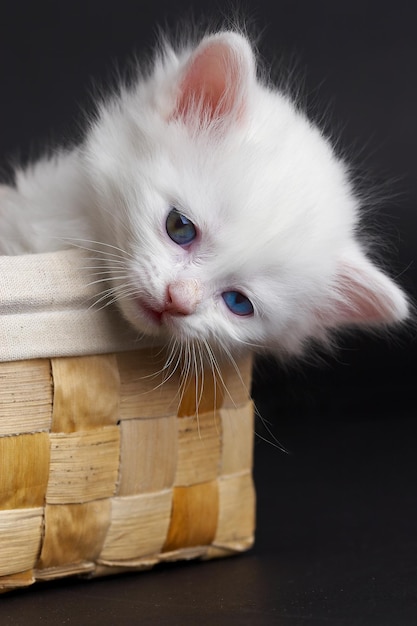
[[174, 40, 245, 122], [329, 258, 408, 327], [334, 269, 389, 324]]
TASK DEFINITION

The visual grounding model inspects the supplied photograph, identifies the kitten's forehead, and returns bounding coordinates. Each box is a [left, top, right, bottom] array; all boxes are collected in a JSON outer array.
[[119, 87, 358, 286], [160, 105, 356, 222], [158, 125, 357, 276]]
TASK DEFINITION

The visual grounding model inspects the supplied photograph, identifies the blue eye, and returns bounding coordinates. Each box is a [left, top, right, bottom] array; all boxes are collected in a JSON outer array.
[[166, 208, 197, 246], [222, 291, 254, 316]]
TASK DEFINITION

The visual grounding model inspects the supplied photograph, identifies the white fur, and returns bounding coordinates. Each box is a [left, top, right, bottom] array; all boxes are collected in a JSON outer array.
[[0, 30, 408, 357]]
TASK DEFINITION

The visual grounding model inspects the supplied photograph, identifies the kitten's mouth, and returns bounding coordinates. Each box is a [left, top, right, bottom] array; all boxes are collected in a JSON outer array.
[[140, 302, 164, 326], [137, 298, 190, 328], [135, 280, 202, 329]]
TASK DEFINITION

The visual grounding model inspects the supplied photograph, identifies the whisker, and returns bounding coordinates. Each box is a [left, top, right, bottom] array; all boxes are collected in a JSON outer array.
[[221, 343, 251, 401], [63, 238, 135, 261], [82, 261, 128, 270], [86, 275, 131, 287], [232, 336, 266, 351], [90, 198, 133, 237], [252, 403, 288, 453], [196, 341, 205, 413], [201, 339, 218, 427], [138, 339, 179, 382], [178, 340, 192, 413], [254, 428, 289, 451], [90, 286, 139, 310], [194, 343, 201, 439], [202, 338, 229, 404]]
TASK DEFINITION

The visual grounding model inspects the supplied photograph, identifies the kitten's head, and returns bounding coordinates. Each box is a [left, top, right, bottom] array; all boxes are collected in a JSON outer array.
[[83, 31, 408, 357]]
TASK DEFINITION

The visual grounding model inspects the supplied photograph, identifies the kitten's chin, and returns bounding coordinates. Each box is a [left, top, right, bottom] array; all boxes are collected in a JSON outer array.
[[139, 302, 164, 326]]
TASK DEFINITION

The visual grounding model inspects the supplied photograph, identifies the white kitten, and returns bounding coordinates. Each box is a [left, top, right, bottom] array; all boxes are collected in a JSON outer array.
[[0, 30, 408, 357]]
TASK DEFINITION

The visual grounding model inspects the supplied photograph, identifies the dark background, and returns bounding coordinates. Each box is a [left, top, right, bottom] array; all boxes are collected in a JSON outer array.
[[1, 1, 416, 623]]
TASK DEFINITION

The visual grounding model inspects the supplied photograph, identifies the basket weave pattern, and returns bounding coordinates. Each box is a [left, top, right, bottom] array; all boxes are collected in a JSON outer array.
[[0, 347, 255, 591]]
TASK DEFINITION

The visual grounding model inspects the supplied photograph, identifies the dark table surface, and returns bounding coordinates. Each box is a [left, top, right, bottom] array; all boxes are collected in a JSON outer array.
[[1, 1, 417, 623]]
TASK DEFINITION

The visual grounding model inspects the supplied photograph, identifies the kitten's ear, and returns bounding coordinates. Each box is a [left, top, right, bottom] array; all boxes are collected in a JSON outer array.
[[172, 32, 256, 125], [324, 246, 408, 328]]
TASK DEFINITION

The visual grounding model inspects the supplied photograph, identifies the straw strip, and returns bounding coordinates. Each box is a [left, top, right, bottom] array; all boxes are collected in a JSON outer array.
[[0, 569, 35, 591], [117, 417, 177, 495], [117, 350, 181, 419], [177, 371, 223, 417], [220, 402, 254, 475], [35, 562, 97, 581], [160, 546, 210, 562], [46, 426, 120, 504], [0, 359, 52, 436], [175, 412, 222, 486], [221, 355, 253, 408], [214, 472, 256, 547], [163, 481, 219, 552], [51, 355, 120, 432], [94, 559, 157, 575], [99, 491, 173, 561], [0, 508, 43, 576], [0, 432, 50, 510], [37, 501, 111, 570]]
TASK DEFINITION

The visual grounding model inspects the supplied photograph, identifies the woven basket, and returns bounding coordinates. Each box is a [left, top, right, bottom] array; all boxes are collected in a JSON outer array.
[[0, 250, 255, 592]]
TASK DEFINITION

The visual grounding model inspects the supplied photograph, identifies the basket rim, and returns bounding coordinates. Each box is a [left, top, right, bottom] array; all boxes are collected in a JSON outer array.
[[0, 249, 149, 362]]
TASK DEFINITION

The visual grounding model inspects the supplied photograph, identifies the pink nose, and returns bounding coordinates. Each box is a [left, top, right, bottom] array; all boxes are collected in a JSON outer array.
[[165, 279, 201, 316]]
